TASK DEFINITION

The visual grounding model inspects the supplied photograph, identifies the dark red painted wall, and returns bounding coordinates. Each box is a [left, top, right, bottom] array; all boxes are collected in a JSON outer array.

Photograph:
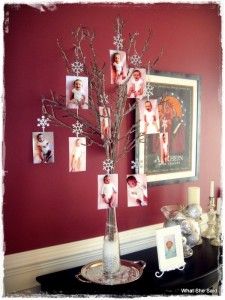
[[3, 3, 222, 254]]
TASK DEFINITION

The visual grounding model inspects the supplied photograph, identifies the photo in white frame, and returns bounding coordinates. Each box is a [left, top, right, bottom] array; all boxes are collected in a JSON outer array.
[[156, 225, 185, 273]]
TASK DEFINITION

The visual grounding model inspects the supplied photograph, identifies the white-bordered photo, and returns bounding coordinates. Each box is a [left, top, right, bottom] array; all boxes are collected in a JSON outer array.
[[66, 75, 88, 109], [99, 106, 111, 139], [156, 225, 185, 273], [126, 174, 148, 207], [110, 50, 127, 85], [32, 132, 54, 164], [98, 174, 118, 209], [139, 97, 160, 134], [127, 68, 146, 99], [160, 132, 169, 164], [69, 137, 86, 172]]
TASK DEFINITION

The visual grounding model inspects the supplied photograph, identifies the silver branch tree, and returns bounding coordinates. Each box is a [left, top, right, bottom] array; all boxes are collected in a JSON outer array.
[[41, 16, 163, 279], [41, 17, 162, 169]]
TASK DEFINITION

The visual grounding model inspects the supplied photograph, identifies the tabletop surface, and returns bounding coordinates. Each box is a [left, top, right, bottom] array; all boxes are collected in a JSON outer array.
[[36, 238, 222, 296]]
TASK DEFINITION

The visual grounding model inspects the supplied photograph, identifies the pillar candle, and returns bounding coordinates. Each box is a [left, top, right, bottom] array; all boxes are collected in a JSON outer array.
[[188, 187, 200, 205], [210, 180, 215, 198], [216, 197, 222, 215]]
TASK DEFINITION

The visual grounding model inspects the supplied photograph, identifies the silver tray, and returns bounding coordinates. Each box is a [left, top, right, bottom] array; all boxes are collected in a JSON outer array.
[[76, 259, 146, 285]]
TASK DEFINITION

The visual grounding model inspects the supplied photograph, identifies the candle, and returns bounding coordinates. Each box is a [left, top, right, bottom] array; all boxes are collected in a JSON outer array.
[[216, 197, 222, 215], [210, 181, 215, 198], [188, 187, 200, 205]]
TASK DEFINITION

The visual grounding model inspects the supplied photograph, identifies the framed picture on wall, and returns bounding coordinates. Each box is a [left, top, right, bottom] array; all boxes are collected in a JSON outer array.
[[136, 71, 200, 185]]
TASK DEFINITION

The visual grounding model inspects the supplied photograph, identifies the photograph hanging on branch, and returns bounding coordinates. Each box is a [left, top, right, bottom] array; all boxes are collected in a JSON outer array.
[[69, 137, 86, 172], [98, 174, 118, 210], [99, 106, 111, 139], [127, 68, 146, 99], [139, 98, 160, 134], [32, 132, 54, 164], [160, 132, 169, 164], [110, 50, 127, 84], [66, 75, 88, 109], [126, 174, 148, 207]]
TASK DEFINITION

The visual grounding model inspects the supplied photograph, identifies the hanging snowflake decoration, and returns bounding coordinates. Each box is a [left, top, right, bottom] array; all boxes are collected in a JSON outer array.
[[71, 61, 84, 76], [72, 120, 83, 136], [103, 158, 114, 174], [129, 54, 142, 67], [99, 93, 109, 104], [37, 115, 50, 131], [131, 159, 143, 173], [113, 33, 123, 50], [146, 82, 154, 98]]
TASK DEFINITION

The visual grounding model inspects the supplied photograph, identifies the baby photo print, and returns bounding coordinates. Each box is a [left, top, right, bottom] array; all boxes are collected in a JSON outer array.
[[66, 75, 88, 109]]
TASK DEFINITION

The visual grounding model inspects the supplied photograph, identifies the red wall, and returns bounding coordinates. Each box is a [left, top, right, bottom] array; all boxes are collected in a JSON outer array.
[[3, 3, 222, 255]]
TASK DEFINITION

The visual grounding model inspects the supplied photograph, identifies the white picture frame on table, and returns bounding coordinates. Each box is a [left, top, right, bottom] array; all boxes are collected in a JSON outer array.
[[156, 225, 185, 274]]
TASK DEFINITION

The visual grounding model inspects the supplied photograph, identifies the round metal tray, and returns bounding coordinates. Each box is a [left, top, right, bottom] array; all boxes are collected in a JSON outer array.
[[76, 259, 146, 285]]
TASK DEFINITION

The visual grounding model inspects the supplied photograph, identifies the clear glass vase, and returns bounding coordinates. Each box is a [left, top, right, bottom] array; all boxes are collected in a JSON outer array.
[[102, 207, 121, 277], [161, 205, 194, 258]]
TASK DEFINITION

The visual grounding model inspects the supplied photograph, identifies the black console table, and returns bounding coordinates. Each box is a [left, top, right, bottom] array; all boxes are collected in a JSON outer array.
[[36, 238, 222, 296]]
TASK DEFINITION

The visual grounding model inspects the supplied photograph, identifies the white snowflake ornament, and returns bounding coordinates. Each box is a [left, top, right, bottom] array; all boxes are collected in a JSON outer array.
[[100, 93, 109, 104], [71, 61, 84, 76], [146, 82, 154, 98], [129, 54, 142, 67], [103, 158, 114, 174], [113, 33, 123, 50], [72, 120, 83, 136], [37, 115, 50, 131], [131, 159, 143, 173]]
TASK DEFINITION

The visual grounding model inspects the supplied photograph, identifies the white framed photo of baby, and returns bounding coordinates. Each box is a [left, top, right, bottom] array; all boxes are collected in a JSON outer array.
[[32, 132, 54, 164], [66, 75, 88, 109], [98, 174, 118, 209], [126, 174, 148, 207], [156, 225, 185, 273]]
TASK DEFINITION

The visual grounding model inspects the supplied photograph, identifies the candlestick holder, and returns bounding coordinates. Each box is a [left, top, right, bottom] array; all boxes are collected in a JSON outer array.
[[201, 196, 217, 239], [210, 214, 222, 246]]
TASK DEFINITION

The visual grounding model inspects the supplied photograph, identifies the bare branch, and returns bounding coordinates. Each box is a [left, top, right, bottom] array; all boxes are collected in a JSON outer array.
[[148, 47, 164, 72], [127, 32, 139, 61], [57, 39, 71, 74], [123, 101, 138, 116], [115, 131, 145, 163], [140, 28, 153, 59], [41, 18, 162, 169], [72, 26, 86, 59]]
